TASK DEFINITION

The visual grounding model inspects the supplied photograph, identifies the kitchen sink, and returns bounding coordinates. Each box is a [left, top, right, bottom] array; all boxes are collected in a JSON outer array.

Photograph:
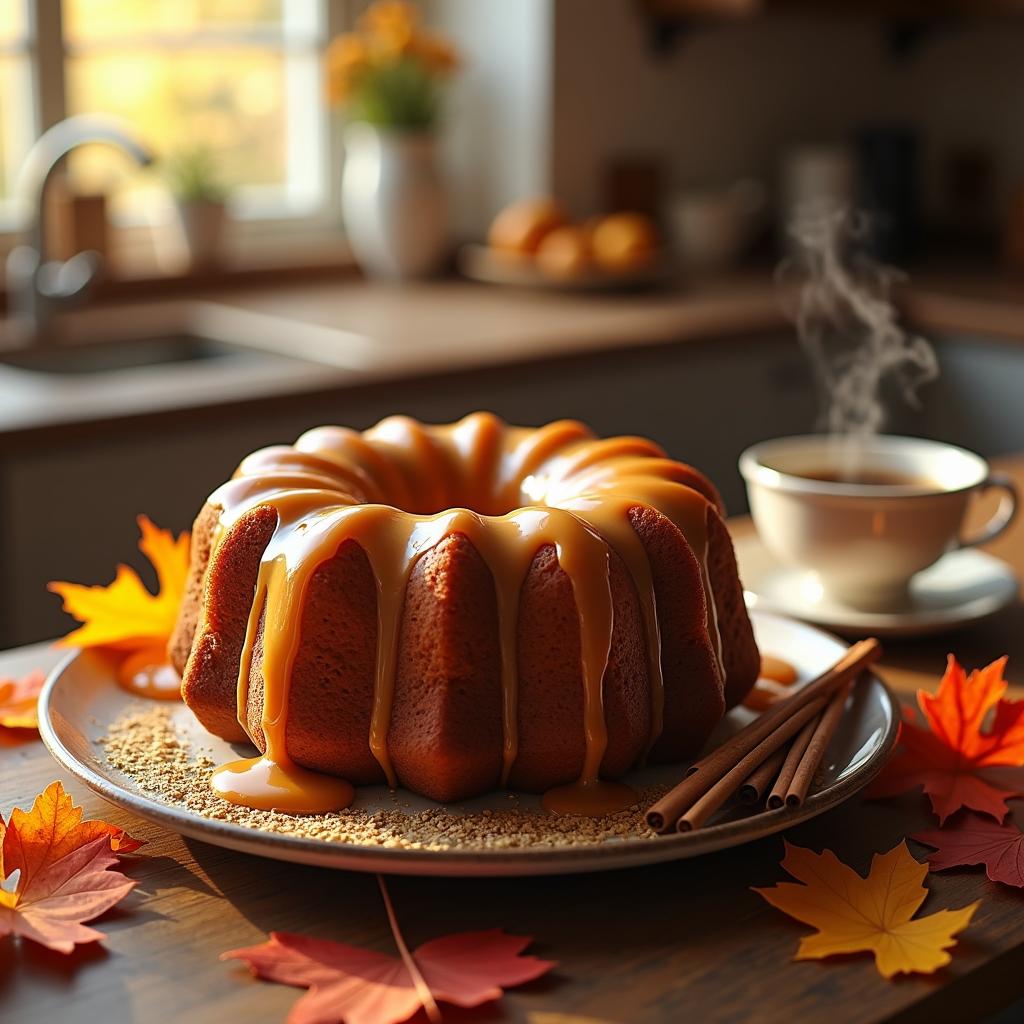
[[0, 299, 377, 380], [0, 334, 272, 376], [0, 300, 373, 432]]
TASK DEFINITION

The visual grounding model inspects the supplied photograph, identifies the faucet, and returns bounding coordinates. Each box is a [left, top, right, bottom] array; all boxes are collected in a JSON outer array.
[[5, 115, 154, 345]]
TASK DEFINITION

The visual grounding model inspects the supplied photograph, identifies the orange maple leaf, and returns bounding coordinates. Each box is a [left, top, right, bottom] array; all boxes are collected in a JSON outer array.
[[0, 670, 45, 732], [754, 840, 979, 978], [1, 781, 143, 952], [871, 656, 1024, 823], [223, 877, 555, 1024], [48, 515, 190, 652]]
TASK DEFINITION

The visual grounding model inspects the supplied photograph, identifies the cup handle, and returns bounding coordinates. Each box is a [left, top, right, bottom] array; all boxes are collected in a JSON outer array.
[[958, 472, 1020, 549]]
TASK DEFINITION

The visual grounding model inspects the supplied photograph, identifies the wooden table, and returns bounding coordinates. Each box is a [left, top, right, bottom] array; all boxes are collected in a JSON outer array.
[[2, 459, 1023, 1024]]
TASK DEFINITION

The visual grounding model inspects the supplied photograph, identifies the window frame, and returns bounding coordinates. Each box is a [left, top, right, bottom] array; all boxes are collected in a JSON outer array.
[[1, 0, 350, 259]]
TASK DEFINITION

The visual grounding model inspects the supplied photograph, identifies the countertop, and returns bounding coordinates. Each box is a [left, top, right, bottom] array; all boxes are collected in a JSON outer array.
[[222, 265, 1024, 353], [1, 456, 1023, 1024], [0, 275, 788, 440], [3, 265, 1024, 441]]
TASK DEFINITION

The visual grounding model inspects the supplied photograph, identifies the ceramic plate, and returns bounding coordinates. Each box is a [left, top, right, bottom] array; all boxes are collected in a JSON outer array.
[[39, 611, 897, 877], [736, 533, 1019, 638], [457, 243, 676, 292]]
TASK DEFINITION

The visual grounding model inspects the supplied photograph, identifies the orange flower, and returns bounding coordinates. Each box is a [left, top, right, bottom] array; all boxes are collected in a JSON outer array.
[[324, 1, 460, 113], [360, 1, 419, 37], [325, 33, 369, 105], [360, 0, 418, 58], [411, 31, 460, 76]]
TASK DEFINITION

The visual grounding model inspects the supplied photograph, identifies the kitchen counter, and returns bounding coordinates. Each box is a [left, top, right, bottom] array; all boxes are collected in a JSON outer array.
[[2, 266, 1024, 444], [221, 272, 790, 365], [225, 265, 1024, 351], [0, 274, 790, 443]]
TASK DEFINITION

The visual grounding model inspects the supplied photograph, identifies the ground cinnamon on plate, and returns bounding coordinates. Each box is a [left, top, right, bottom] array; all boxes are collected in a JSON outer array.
[[98, 704, 666, 851]]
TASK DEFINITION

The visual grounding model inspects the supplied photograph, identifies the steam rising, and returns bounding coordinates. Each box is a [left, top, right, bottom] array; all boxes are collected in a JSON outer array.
[[780, 205, 938, 436]]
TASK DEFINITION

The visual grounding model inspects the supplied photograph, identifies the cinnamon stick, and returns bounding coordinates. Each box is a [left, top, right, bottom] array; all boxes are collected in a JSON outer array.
[[677, 696, 827, 832], [784, 679, 852, 808], [646, 637, 880, 833], [739, 744, 788, 805], [767, 712, 820, 809]]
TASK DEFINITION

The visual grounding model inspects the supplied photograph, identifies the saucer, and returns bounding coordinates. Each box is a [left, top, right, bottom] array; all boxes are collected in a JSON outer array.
[[735, 533, 1019, 638]]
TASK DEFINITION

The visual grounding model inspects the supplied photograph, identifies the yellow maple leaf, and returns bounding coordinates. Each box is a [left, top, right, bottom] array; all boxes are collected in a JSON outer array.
[[754, 840, 979, 978], [48, 516, 190, 651]]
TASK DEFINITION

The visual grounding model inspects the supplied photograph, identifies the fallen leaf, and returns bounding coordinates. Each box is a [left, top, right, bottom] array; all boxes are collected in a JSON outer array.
[[870, 656, 1024, 823], [753, 840, 978, 978], [49, 515, 190, 652], [915, 814, 1024, 887], [528, 1015, 619, 1024], [0, 670, 45, 732], [3, 782, 143, 895], [0, 835, 137, 953], [223, 877, 555, 1024], [0, 782, 142, 952], [224, 930, 554, 1024]]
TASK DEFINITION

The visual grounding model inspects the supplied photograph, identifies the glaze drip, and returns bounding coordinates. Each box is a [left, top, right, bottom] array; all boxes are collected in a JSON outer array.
[[117, 647, 182, 700], [204, 412, 723, 816]]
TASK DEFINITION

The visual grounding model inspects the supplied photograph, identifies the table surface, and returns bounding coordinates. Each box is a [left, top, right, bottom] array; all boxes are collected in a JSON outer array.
[[2, 459, 1024, 1024]]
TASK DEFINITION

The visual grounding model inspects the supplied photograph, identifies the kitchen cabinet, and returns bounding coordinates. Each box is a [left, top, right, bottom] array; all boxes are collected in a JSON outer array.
[[641, 0, 1024, 20], [909, 335, 1024, 457], [639, 0, 1024, 56]]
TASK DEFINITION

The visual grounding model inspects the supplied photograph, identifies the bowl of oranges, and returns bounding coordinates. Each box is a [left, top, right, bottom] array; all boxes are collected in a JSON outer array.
[[459, 198, 673, 291]]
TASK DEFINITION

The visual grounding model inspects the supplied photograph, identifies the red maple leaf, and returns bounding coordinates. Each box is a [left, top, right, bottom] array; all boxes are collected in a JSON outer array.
[[223, 879, 555, 1024], [871, 656, 1024, 823], [914, 813, 1024, 887]]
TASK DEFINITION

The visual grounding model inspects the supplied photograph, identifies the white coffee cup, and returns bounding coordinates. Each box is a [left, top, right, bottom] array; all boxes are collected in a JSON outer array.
[[739, 434, 1018, 611]]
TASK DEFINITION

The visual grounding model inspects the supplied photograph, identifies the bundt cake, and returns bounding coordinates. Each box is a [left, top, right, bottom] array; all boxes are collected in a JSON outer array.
[[168, 413, 760, 816]]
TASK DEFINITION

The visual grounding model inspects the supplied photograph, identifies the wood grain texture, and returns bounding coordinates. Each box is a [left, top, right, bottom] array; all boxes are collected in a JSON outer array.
[[1, 458, 1022, 1024]]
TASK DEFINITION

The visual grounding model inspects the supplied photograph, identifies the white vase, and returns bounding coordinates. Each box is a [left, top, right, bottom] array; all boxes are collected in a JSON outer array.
[[341, 122, 448, 280]]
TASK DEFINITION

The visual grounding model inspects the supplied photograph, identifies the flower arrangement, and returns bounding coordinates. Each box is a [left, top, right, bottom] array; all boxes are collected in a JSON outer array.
[[326, 1, 459, 130]]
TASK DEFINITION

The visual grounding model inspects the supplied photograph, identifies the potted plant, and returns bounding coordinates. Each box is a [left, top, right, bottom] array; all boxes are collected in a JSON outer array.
[[326, 1, 460, 280], [165, 146, 230, 270]]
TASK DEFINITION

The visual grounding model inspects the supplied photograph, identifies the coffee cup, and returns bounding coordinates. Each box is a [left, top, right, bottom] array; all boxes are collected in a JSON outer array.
[[738, 434, 1018, 611]]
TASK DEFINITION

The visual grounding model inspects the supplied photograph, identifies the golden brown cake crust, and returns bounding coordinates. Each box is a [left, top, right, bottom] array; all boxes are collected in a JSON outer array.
[[171, 415, 760, 805], [176, 504, 277, 745]]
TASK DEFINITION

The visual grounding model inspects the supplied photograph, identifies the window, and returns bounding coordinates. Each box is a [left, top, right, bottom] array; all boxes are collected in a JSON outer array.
[[1, 0, 344, 235], [0, 0, 35, 218]]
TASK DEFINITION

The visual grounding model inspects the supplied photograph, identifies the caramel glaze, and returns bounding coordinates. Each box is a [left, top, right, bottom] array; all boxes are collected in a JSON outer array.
[[759, 655, 798, 686], [205, 413, 722, 816], [117, 646, 183, 700], [742, 655, 800, 711]]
